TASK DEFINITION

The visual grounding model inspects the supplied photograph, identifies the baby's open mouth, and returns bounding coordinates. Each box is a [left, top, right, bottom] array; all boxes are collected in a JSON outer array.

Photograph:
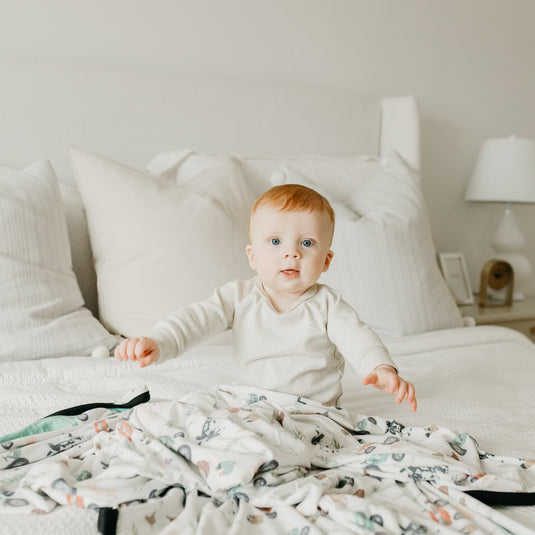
[[281, 269, 300, 277]]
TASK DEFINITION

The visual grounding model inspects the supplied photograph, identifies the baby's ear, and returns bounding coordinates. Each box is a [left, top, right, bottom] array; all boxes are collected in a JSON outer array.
[[246, 244, 256, 270], [322, 250, 334, 272]]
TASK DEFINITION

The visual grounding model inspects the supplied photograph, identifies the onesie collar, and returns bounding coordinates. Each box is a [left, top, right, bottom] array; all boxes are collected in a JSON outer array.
[[252, 276, 319, 313]]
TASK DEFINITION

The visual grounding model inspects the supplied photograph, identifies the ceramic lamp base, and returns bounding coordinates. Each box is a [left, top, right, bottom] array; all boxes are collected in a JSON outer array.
[[491, 205, 532, 301]]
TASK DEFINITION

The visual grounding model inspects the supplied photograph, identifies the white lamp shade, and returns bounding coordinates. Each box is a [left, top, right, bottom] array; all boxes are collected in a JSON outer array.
[[465, 136, 535, 203]]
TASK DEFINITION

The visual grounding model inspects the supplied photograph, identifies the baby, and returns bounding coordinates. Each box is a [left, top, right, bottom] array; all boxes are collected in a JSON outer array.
[[115, 184, 417, 411]]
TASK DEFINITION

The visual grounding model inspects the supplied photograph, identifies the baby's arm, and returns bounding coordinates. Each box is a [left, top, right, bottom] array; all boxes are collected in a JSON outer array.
[[115, 282, 237, 367], [115, 337, 159, 368], [325, 290, 417, 411], [362, 364, 417, 412]]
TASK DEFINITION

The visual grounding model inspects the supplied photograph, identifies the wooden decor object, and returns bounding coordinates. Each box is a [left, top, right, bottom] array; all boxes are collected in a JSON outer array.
[[478, 260, 514, 307]]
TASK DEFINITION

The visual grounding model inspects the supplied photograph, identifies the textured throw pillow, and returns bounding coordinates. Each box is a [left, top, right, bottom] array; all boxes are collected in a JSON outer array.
[[70, 147, 256, 337], [272, 151, 464, 337], [0, 160, 119, 361]]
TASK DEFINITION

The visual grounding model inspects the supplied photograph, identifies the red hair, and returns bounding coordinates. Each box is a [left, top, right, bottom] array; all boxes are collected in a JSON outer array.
[[249, 184, 335, 236]]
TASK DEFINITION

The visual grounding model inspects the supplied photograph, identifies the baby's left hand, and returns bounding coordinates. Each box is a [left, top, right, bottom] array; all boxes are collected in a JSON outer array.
[[362, 365, 417, 412]]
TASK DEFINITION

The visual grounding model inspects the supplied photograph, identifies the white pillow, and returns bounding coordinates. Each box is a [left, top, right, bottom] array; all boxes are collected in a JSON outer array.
[[273, 151, 464, 337], [70, 147, 256, 337], [146, 149, 380, 197], [0, 161, 119, 361], [241, 154, 379, 199]]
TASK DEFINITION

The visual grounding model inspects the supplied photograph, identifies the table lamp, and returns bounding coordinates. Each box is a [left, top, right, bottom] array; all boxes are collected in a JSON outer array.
[[465, 136, 535, 301]]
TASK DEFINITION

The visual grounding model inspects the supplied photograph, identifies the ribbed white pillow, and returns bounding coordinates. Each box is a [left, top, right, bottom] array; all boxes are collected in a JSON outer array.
[[0, 161, 119, 361], [70, 147, 256, 337], [272, 151, 464, 337]]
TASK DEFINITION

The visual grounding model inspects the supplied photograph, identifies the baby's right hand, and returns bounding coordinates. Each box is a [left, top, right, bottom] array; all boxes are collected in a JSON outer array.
[[114, 337, 160, 368]]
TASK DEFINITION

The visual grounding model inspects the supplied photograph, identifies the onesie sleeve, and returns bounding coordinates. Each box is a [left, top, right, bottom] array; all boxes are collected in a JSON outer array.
[[147, 281, 238, 362], [325, 290, 397, 377]]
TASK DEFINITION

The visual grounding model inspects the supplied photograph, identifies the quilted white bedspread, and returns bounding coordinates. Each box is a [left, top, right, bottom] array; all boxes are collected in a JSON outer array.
[[0, 325, 534, 534]]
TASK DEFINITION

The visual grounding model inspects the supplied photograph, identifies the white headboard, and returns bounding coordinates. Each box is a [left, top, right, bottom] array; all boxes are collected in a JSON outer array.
[[0, 57, 419, 180]]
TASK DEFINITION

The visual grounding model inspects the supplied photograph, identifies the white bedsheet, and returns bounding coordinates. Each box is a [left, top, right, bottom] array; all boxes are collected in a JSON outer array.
[[0, 325, 534, 534]]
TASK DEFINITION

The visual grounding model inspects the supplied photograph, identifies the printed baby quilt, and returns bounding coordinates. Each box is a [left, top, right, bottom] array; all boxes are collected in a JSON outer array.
[[0, 385, 534, 535]]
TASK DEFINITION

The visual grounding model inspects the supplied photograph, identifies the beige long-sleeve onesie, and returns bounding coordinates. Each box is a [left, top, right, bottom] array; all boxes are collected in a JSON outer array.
[[149, 277, 395, 405]]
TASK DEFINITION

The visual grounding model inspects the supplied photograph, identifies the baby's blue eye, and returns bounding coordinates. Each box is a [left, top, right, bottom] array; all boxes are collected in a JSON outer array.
[[301, 239, 313, 247], [270, 238, 281, 245]]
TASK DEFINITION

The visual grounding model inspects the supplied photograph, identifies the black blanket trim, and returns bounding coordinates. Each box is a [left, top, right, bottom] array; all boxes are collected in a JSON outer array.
[[94, 489, 535, 535], [98, 507, 118, 535], [44, 389, 151, 418], [465, 489, 535, 506]]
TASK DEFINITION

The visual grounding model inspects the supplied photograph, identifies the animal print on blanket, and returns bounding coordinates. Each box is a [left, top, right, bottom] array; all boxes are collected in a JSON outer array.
[[0, 386, 534, 535]]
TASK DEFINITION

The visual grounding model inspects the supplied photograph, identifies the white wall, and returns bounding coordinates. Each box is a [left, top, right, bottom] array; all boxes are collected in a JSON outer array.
[[2, 0, 535, 293]]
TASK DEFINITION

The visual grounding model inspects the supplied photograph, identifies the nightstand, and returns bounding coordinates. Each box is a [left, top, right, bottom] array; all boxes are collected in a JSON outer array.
[[458, 294, 535, 342]]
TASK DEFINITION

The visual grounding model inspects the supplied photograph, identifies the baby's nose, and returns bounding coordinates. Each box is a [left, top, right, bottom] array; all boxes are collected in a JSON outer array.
[[284, 248, 301, 258]]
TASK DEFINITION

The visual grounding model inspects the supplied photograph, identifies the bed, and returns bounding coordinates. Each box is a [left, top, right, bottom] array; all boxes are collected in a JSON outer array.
[[1, 58, 534, 535]]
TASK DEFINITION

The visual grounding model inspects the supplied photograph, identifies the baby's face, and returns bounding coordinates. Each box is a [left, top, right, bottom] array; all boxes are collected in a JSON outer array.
[[246, 206, 334, 302]]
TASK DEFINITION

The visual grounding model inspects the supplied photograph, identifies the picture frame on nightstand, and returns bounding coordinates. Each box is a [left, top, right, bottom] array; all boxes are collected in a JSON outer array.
[[438, 252, 475, 305]]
